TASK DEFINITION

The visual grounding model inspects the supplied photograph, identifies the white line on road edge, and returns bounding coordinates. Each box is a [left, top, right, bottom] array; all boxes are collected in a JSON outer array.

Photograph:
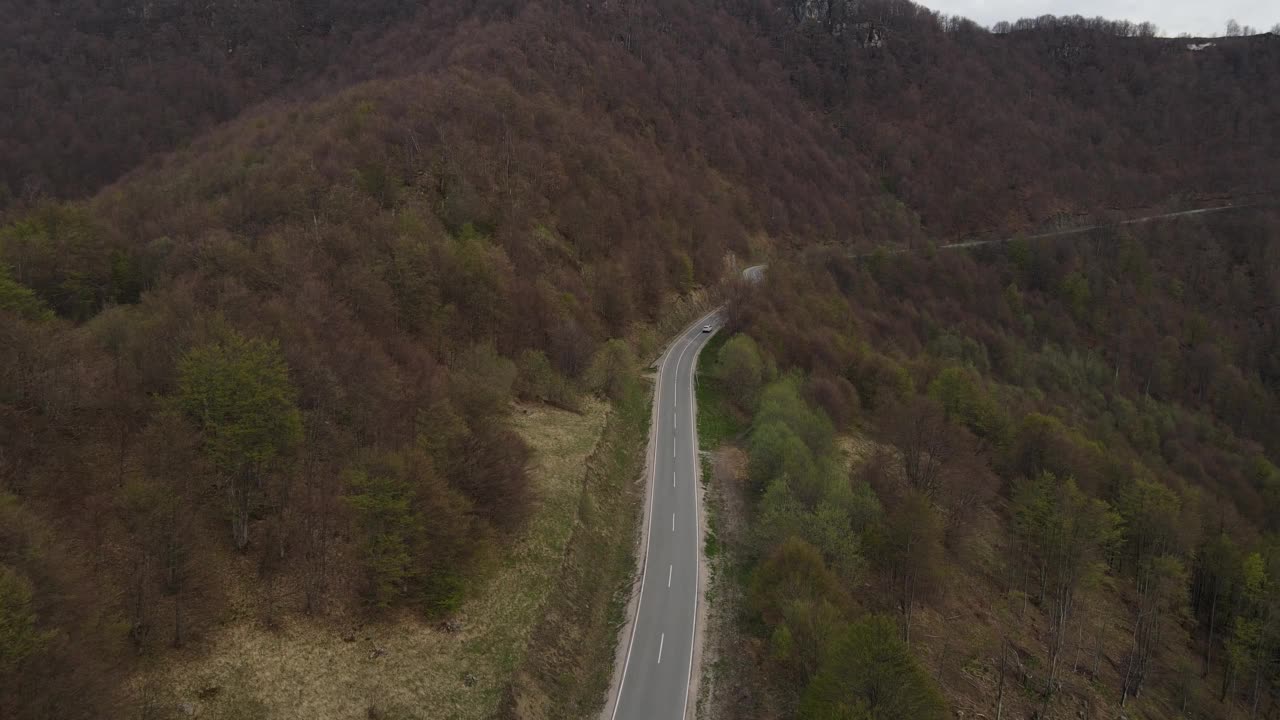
[[658, 633, 665, 664], [668, 565, 673, 587], [682, 323, 714, 720]]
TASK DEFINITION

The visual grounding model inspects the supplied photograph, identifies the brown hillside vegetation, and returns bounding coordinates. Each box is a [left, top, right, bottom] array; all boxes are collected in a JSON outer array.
[[709, 207, 1280, 718], [2, 0, 1279, 718]]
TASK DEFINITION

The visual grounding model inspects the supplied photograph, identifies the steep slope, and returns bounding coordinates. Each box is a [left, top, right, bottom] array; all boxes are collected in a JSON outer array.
[[706, 206, 1280, 719]]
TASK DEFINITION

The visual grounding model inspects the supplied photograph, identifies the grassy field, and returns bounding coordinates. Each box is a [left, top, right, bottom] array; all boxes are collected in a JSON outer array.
[[499, 378, 653, 719], [137, 400, 610, 720]]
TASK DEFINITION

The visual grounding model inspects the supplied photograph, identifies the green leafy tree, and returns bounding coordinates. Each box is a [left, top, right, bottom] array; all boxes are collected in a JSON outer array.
[[748, 421, 812, 492], [800, 615, 946, 720], [586, 338, 637, 401], [344, 449, 479, 614], [1059, 270, 1091, 322], [118, 475, 190, 650], [755, 376, 836, 458], [450, 342, 518, 421], [927, 365, 1008, 443], [1013, 472, 1120, 697], [718, 334, 766, 411], [753, 481, 864, 582], [515, 348, 579, 410], [879, 490, 944, 642], [1198, 531, 1241, 677], [1121, 554, 1189, 705], [0, 566, 52, 675], [344, 467, 422, 608], [750, 537, 849, 680], [0, 265, 53, 321], [515, 349, 555, 401], [177, 330, 302, 550], [1223, 550, 1279, 713], [851, 352, 914, 411], [1115, 477, 1191, 704]]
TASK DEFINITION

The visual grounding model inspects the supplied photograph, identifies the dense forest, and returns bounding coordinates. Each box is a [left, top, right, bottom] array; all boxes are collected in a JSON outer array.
[[5, 0, 1279, 235], [704, 207, 1280, 718], [2, 0, 1279, 717]]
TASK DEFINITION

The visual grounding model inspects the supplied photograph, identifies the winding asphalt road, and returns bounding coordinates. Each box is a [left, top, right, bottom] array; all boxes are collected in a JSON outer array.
[[946, 202, 1264, 250], [607, 267, 765, 720], [608, 310, 719, 720]]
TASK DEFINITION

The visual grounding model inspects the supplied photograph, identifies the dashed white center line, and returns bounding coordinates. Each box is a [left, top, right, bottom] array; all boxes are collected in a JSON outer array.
[[672, 470, 676, 487], [668, 564, 673, 587], [672, 512, 676, 532], [658, 633, 665, 664]]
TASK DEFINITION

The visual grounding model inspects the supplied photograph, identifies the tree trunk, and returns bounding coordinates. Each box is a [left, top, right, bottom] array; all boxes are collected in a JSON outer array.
[[1092, 619, 1104, 678], [172, 591, 184, 648], [1180, 663, 1192, 714], [1252, 668, 1263, 719], [1204, 583, 1219, 677], [117, 424, 128, 488], [1073, 611, 1086, 673], [903, 569, 916, 644], [1121, 606, 1143, 706], [1045, 580, 1072, 698], [231, 472, 251, 550], [1020, 557, 1029, 619], [996, 638, 1007, 720]]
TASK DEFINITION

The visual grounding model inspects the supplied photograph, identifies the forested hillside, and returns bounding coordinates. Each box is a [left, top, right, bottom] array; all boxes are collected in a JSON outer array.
[[0, 0, 429, 201], [704, 207, 1280, 718], [2, 0, 1278, 718]]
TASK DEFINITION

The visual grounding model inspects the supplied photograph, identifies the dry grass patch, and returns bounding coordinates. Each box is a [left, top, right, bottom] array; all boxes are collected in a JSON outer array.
[[137, 400, 609, 720], [499, 378, 654, 719]]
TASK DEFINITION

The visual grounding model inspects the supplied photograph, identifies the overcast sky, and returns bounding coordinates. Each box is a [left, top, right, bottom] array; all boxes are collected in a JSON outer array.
[[922, 0, 1277, 37]]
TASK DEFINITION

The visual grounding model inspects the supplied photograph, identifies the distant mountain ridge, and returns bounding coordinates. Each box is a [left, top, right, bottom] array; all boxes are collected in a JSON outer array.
[[4, 1, 1277, 240]]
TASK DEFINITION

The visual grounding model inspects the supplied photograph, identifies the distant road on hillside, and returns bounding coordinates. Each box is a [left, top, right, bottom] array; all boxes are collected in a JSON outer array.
[[947, 201, 1273, 250]]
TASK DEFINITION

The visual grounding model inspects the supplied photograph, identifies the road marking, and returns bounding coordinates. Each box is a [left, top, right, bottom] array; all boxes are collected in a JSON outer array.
[[672, 512, 676, 532], [658, 633, 665, 664], [672, 470, 676, 487], [668, 564, 673, 587], [682, 324, 712, 720]]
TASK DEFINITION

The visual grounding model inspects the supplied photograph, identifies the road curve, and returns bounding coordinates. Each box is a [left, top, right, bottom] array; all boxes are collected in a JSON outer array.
[[606, 310, 720, 720]]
